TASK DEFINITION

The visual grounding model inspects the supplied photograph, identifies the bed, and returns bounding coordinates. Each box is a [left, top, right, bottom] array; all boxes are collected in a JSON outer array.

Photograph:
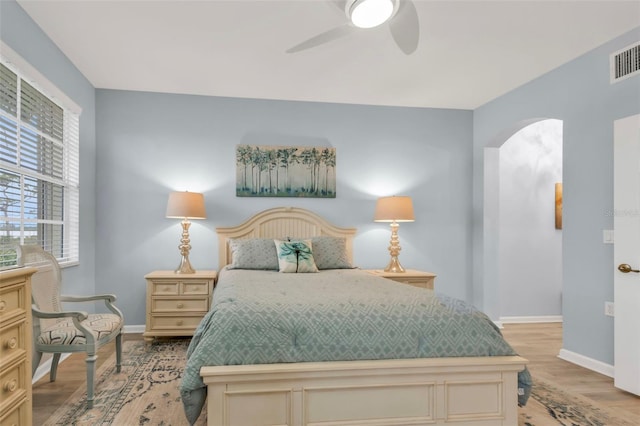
[[181, 207, 530, 426]]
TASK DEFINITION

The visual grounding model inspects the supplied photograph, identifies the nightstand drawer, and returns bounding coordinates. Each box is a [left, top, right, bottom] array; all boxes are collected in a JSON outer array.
[[150, 280, 210, 296], [151, 282, 180, 295], [365, 269, 436, 290], [149, 315, 203, 330], [389, 277, 431, 287], [152, 298, 208, 312], [182, 281, 209, 295]]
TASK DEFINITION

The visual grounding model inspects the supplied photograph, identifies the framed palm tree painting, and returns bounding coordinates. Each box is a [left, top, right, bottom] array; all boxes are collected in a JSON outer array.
[[236, 145, 336, 198]]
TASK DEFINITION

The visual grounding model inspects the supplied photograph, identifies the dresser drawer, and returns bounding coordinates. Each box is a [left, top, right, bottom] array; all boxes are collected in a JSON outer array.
[[0, 398, 27, 426], [152, 298, 208, 312], [0, 321, 26, 368], [0, 359, 27, 415], [149, 315, 203, 330], [0, 284, 27, 323]]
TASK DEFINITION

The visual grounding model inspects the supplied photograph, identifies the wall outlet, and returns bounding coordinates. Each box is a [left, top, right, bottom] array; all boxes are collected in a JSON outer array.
[[605, 301, 615, 317]]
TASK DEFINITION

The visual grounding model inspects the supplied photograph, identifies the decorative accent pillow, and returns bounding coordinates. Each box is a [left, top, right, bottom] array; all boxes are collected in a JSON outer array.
[[228, 238, 279, 270], [311, 236, 354, 270], [274, 239, 319, 273]]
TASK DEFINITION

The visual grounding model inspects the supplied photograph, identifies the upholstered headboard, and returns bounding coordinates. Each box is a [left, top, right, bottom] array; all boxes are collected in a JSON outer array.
[[216, 207, 357, 268]]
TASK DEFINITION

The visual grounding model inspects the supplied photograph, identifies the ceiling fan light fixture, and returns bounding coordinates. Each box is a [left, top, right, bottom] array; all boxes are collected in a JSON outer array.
[[348, 0, 396, 29]]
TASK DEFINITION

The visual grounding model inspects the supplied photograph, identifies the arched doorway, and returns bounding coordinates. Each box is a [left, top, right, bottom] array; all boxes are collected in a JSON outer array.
[[484, 119, 563, 323]]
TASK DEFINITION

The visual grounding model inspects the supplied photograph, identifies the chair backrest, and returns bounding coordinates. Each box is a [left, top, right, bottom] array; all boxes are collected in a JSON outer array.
[[17, 245, 64, 331]]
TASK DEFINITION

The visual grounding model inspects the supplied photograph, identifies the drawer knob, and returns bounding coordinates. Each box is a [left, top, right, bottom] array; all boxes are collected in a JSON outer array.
[[4, 379, 17, 392], [164, 286, 172, 292], [177, 303, 184, 309], [4, 337, 17, 349], [176, 320, 183, 326], [0, 299, 6, 312]]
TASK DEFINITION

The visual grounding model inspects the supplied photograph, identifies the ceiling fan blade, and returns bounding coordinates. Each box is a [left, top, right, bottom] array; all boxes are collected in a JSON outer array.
[[389, 0, 419, 55], [286, 24, 354, 54]]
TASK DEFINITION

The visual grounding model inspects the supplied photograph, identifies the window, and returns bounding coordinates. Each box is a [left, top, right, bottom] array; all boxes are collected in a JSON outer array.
[[0, 60, 79, 268]]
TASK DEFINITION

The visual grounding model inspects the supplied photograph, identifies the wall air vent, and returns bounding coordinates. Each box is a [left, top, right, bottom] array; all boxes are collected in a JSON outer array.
[[611, 42, 640, 83]]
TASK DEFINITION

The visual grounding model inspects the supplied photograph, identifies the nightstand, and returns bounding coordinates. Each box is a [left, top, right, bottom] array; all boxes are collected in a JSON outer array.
[[143, 270, 216, 343], [365, 269, 436, 290]]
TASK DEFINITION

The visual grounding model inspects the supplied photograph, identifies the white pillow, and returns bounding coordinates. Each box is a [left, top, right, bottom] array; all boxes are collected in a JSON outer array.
[[274, 239, 318, 273]]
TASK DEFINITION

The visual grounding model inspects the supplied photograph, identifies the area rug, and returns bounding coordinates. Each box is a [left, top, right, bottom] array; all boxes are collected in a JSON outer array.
[[43, 339, 639, 426], [518, 376, 639, 426], [43, 339, 207, 426]]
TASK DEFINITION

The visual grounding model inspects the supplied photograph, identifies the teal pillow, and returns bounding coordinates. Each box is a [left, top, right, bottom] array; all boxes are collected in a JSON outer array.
[[274, 239, 318, 273]]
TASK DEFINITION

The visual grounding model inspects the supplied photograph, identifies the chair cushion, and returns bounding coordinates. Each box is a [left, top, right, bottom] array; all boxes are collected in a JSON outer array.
[[37, 313, 123, 345]]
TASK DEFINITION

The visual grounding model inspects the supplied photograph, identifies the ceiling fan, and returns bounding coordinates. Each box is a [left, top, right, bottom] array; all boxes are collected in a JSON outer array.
[[286, 0, 419, 55]]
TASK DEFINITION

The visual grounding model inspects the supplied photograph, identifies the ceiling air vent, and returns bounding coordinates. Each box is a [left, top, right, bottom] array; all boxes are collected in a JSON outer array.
[[610, 42, 640, 83]]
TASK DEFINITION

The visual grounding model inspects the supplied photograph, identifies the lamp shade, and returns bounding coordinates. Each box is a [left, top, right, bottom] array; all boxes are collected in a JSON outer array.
[[166, 191, 207, 219], [374, 196, 415, 222]]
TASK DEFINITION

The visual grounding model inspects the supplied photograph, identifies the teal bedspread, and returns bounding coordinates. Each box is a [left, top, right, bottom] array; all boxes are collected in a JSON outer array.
[[181, 268, 531, 424]]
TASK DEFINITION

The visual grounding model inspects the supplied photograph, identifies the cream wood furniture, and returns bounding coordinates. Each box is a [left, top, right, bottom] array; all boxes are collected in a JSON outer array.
[[200, 207, 527, 426], [143, 270, 216, 343], [0, 267, 36, 426], [18, 245, 124, 410], [365, 268, 436, 289]]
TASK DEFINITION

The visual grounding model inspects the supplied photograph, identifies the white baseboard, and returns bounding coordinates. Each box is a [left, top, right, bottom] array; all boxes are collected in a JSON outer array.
[[500, 315, 563, 324], [123, 324, 145, 334], [31, 325, 146, 384], [558, 348, 614, 378]]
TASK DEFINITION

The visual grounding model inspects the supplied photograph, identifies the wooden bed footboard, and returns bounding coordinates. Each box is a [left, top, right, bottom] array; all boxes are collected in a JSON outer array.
[[201, 355, 527, 426]]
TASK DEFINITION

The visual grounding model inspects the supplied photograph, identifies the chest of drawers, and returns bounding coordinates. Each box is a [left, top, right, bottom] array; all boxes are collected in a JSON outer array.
[[0, 267, 36, 426]]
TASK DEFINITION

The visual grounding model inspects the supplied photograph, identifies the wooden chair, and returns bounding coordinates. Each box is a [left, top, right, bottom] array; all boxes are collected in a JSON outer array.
[[18, 244, 124, 408]]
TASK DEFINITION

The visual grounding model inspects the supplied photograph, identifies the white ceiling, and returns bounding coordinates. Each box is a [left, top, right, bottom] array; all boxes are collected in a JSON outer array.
[[16, 0, 640, 109]]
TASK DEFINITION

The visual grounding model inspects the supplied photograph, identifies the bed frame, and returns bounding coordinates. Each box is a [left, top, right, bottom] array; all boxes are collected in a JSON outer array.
[[201, 207, 526, 426]]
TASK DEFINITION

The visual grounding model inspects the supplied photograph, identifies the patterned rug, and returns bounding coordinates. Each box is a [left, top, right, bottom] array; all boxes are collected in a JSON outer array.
[[43, 339, 638, 426], [519, 376, 639, 426], [43, 338, 206, 426]]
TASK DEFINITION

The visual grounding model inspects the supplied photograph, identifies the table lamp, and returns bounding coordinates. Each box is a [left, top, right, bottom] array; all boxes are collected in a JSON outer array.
[[374, 195, 414, 273], [166, 191, 206, 274]]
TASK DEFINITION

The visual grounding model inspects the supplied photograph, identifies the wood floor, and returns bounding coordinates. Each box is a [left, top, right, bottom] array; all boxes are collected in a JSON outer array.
[[31, 334, 143, 426], [32, 323, 639, 425], [501, 322, 640, 419]]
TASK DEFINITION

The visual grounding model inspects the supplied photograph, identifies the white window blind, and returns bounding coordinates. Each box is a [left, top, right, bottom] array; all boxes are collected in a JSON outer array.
[[0, 61, 80, 267]]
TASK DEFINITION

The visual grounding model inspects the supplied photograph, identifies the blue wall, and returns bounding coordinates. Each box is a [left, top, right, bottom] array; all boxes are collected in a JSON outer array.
[[95, 90, 474, 325], [473, 27, 640, 365]]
